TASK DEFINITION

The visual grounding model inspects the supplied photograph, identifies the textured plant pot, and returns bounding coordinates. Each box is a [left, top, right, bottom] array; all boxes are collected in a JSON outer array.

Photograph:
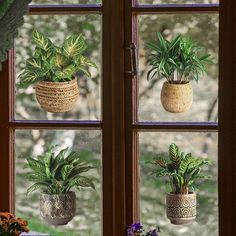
[[35, 78, 79, 113], [160, 81, 193, 113], [40, 191, 76, 225], [166, 192, 196, 225]]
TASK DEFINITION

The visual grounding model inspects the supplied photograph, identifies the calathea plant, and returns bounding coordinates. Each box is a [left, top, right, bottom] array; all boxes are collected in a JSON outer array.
[[150, 143, 211, 225], [19, 29, 97, 87], [152, 143, 210, 194], [24, 145, 96, 225]]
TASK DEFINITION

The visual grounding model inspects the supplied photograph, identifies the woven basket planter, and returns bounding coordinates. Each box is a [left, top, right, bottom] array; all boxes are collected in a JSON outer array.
[[40, 191, 76, 225], [166, 192, 196, 225], [160, 81, 193, 113], [35, 78, 79, 113]]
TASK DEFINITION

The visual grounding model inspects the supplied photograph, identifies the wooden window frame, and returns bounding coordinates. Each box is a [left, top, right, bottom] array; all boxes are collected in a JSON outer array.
[[0, 0, 236, 235]]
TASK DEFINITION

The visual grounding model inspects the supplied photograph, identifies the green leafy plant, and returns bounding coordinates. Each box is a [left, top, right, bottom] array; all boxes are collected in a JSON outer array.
[[146, 33, 213, 84], [24, 145, 95, 196], [18, 29, 97, 88], [151, 143, 211, 194]]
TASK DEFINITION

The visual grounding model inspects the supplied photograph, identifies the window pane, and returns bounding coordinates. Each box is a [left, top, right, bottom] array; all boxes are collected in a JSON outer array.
[[30, 0, 101, 4], [15, 130, 102, 236], [139, 132, 218, 235], [15, 14, 101, 121], [138, 14, 218, 122], [138, 0, 218, 4]]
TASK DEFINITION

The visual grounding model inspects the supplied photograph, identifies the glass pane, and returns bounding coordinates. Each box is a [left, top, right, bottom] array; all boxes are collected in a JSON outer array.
[[15, 14, 101, 120], [138, 0, 218, 4], [138, 14, 218, 122], [30, 0, 101, 4], [15, 130, 102, 236], [139, 132, 218, 235]]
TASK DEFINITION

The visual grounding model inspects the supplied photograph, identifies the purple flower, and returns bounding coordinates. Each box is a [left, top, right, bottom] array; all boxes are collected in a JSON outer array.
[[125, 223, 143, 236], [125, 223, 160, 236]]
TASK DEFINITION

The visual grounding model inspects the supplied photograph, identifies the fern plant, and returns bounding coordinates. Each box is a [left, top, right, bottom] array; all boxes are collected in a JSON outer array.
[[152, 143, 211, 194], [18, 29, 97, 88], [146, 33, 213, 84], [24, 146, 95, 196]]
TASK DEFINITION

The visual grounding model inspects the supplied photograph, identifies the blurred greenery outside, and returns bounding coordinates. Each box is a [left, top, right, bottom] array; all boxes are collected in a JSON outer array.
[[15, 1, 218, 235]]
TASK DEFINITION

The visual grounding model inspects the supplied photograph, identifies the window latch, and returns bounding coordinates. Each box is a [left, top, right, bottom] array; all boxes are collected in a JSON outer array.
[[126, 43, 138, 77]]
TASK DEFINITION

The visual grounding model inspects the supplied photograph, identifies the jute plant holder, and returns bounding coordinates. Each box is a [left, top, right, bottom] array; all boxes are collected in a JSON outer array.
[[166, 192, 196, 225], [35, 78, 79, 113], [40, 191, 76, 225], [160, 81, 193, 113]]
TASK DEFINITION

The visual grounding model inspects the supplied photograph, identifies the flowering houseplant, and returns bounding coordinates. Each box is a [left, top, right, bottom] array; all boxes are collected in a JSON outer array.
[[0, 212, 29, 236], [125, 223, 160, 236]]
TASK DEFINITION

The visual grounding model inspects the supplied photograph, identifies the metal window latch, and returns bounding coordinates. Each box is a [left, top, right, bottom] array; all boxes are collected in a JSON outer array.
[[126, 43, 138, 77]]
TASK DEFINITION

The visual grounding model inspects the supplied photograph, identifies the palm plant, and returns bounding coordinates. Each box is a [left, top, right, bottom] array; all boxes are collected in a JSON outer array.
[[152, 143, 211, 194], [146, 33, 213, 84], [24, 145, 95, 196], [18, 29, 97, 88]]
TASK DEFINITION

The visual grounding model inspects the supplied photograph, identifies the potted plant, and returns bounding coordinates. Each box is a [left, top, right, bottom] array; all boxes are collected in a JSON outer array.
[[126, 223, 160, 236], [146, 33, 213, 113], [150, 143, 211, 225], [24, 145, 95, 225], [18, 29, 97, 113], [0, 212, 29, 236]]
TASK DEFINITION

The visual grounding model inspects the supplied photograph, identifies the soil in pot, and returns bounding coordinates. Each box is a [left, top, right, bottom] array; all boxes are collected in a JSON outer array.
[[160, 81, 193, 113], [35, 78, 79, 113], [166, 192, 196, 225], [40, 191, 76, 225]]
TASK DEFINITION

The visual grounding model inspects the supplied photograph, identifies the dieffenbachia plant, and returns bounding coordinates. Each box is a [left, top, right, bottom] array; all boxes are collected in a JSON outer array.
[[18, 29, 97, 88], [151, 143, 211, 194]]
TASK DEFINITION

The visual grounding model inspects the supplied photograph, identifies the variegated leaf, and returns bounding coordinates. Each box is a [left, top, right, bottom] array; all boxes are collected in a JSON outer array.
[[32, 29, 52, 51], [80, 55, 98, 69], [63, 34, 86, 58], [55, 65, 75, 79], [52, 52, 70, 68]]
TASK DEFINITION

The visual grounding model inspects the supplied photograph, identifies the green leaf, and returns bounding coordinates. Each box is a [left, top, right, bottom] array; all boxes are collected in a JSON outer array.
[[169, 143, 181, 167], [75, 176, 95, 189], [18, 73, 39, 88], [52, 52, 70, 68], [80, 56, 98, 69], [76, 65, 92, 77], [32, 29, 52, 51], [61, 165, 74, 181], [26, 157, 46, 173], [26, 182, 48, 196], [63, 34, 86, 58]]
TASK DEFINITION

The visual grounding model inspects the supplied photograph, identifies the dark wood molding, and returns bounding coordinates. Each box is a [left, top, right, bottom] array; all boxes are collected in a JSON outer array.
[[10, 120, 102, 129], [0, 50, 15, 212], [219, 0, 236, 235], [29, 4, 102, 15], [133, 122, 218, 132], [133, 4, 219, 14]]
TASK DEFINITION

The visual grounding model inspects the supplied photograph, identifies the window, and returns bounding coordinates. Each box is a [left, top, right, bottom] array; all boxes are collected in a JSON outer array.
[[1, 0, 236, 235]]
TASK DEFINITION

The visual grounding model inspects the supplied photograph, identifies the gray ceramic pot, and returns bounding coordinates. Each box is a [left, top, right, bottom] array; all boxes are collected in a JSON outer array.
[[40, 191, 76, 225]]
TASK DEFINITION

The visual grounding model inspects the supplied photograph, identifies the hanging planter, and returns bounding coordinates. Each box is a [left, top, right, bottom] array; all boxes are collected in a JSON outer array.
[[24, 145, 95, 225], [40, 191, 76, 225], [35, 78, 79, 113], [166, 192, 196, 225], [18, 29, 97, 113], [149, 143, 211, 225], [160, 81, 193, 113], [146, 33, 213, 113]]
